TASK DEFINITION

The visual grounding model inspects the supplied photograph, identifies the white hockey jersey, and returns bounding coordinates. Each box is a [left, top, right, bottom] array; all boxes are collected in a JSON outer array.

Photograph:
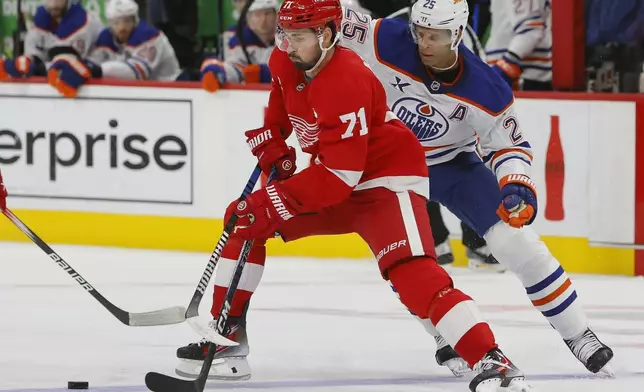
[[88, 20, 181, 81], [340, 9, 532, 182], [25, 4, 102, 62], [485, 0, 552, 83], [221, 25, 238, 56], [216, 25, 274, 83]]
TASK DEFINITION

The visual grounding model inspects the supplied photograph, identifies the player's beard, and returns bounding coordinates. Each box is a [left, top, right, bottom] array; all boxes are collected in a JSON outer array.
[[289, 48, 323, 71]]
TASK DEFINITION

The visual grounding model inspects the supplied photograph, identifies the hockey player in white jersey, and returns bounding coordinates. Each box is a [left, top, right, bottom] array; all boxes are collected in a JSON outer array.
[[46, 0, 180, 97], [388, 1, 502, 273], [485, 0, 552, 90], [0, 0, 102, 80], [88, 0, 181, 81], [200, 0, 278, 92], [337, 0, 613, 378]]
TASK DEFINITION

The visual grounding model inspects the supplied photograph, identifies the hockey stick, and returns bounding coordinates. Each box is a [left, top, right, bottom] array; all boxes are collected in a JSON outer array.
[[184, 165, 264, 345], [145, 168, 274, 392], [145, 239, 255, 392], [237, 0, 255, 66], [1, 208, 186, 326], [12, 0, 26, 57], [217, 0, 226, 57]]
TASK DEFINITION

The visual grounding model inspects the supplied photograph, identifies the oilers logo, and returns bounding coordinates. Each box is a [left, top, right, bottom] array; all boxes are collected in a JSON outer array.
[[392, 97, 449, 141]]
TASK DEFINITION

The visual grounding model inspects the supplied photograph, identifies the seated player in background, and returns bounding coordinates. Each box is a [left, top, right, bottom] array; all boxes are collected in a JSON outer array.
[[200, 0, 278, 92], [0, 0, 101, 81], [175, 2, 534, 392], [88, 0, 181, 81], [485, 0, 552, 91], [45, 0, 182, 97]]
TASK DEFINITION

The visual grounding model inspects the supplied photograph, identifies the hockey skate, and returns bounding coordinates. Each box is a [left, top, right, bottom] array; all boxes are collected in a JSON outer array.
[[564, 328, 614, 376], [434, 335, 471, 377], [175, 322, 251, 380], [435, 239, 455, 267], [467, 246, 506, 273], [469, 349, 533, 392]]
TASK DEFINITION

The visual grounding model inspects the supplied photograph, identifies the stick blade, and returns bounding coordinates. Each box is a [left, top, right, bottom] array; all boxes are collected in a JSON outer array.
[[128, 306, 187, 326], [186, 317, 239, 346], [145, 371, 201, 392]]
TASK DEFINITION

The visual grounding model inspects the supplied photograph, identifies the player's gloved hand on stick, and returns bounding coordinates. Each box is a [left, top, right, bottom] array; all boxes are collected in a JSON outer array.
[[224, 183, 299, 240], [491, 52, 521, 88], [200, 59, 228, 92], [0, 56, 36, 80], [497, 174, 538, 228], [245, 127, 296, 180], [0, 169, 8, 211]]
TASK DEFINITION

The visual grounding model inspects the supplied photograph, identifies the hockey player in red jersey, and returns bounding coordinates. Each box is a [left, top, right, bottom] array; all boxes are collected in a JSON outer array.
[[175, 1, 533, 391]]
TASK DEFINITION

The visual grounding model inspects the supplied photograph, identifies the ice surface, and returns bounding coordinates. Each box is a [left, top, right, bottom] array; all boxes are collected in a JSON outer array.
[[0, 241, 643, 392]]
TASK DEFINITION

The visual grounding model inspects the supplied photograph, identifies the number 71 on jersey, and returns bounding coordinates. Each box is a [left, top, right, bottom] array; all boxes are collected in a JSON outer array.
[[340, 107, 369, 139]]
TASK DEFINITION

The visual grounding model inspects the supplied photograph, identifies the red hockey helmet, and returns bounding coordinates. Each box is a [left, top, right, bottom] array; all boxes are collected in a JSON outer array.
[[277, 0, 343, 33]]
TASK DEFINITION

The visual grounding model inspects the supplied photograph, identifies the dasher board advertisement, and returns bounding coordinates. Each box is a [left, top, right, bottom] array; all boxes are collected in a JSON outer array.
[[0, 95, 193, 204]]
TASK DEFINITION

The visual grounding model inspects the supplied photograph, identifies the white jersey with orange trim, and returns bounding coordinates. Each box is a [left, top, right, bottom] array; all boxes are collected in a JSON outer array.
[[340, 8, 532, 181], [215, 25, 274, 83], [25, 4, 103, 62], [485, 0, 552, 83], [88, 20, 181, 81]]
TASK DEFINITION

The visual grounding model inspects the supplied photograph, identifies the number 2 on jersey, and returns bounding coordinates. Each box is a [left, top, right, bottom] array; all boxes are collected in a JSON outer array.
[[504, 116, 523, 144], [340, 107, 369, 139]]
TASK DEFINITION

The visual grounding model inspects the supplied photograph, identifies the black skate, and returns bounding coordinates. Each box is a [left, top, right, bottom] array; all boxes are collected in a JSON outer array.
[[436, 239, 455, 266], [434, 335, 471, 377], [564, 328, 614, 375], [175, 322, 251, 380], [467, 246, 506, 273], [469, 348, 533, 392]]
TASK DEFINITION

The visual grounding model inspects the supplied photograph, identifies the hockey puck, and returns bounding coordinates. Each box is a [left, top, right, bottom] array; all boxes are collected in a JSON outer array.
[[67, 381, 89, 389]]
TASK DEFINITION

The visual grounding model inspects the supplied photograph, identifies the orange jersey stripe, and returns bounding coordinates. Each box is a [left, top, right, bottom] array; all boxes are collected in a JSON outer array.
[[532, 278, 572, 307], [491, 148, 533, 164], [525, 21, 545, 28]]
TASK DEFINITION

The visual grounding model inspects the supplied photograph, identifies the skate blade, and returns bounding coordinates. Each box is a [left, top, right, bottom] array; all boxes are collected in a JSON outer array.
[[468, 260, 507, 274], [474, 377, 534, 392], [175, 358, 252, 381], [598, 362, 616, 378]]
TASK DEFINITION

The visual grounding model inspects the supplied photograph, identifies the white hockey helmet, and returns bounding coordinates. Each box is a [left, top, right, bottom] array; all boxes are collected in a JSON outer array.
[[106, 0, 139, 21], [410, 0, 469, 50], [340, 0, 372, 15], [248, 0, 279, 12]]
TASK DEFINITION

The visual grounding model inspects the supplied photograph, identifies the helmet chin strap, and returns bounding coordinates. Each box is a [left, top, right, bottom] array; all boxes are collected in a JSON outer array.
[[305, 34, 340, 77], [429, 48, 459, 72]]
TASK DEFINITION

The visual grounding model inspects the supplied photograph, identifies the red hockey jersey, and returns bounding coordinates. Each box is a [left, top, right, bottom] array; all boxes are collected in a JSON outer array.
[[267, 47, 428, 213]]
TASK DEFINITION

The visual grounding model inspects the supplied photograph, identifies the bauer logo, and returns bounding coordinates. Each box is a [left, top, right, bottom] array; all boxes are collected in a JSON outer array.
[[391, 97, 449, 141], [0, 95, 193, 204]]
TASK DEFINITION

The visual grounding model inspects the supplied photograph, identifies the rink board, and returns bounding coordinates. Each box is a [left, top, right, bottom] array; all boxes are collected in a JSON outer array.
[[0, 209, 634, 276], [0, 81, 643, 276]]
